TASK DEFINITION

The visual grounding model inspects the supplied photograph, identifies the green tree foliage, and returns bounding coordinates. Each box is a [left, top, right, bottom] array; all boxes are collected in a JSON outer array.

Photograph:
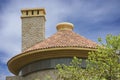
[[87, 34, 120, 80], [55, 34, 120, 80]]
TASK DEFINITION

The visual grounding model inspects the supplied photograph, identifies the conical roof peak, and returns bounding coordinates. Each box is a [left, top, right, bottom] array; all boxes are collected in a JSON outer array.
[[25, 29, 97, 52], [56, 22, 74, 31]]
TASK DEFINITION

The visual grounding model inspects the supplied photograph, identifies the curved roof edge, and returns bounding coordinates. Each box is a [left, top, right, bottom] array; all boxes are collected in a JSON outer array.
[[8, 47, 96, 75]]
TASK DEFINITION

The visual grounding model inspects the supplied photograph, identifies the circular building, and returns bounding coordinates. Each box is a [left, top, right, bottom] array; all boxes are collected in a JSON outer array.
[[7, 8, 97, 80]]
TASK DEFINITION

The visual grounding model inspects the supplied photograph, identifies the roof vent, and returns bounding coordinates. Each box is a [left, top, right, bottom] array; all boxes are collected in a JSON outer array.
[[56, 22, 74, 31]]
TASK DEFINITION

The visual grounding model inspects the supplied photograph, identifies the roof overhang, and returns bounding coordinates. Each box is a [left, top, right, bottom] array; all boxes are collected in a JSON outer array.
[[7, 47, 96, 75]]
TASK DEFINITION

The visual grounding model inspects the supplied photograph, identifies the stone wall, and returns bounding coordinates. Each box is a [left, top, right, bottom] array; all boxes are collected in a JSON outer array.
[[22, 16, 45, 51], [6, 69, 57, 80], [6, 76, 23, 80]]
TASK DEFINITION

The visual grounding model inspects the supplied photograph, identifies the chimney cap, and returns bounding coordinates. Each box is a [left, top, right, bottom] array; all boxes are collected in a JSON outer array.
[[21, 8, 46, 18], [56, 22, 74, 31], [21, 8, 46, 14]]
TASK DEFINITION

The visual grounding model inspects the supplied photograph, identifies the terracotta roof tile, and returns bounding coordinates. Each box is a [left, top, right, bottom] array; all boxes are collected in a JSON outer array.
[[25, 30, 97, 52]]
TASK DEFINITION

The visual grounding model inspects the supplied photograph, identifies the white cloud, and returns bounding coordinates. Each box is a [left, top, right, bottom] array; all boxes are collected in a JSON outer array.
[[0, 73, 6, 80]]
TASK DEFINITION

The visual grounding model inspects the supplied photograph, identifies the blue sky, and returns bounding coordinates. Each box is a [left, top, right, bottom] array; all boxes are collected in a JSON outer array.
[[0, 0, 120, 80]]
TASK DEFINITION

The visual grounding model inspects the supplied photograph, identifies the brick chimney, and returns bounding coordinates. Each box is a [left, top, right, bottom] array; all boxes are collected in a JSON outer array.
[[21, 8, 46, 51]]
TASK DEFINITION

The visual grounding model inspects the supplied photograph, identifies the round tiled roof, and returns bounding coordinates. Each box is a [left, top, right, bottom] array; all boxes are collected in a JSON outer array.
[[8, 22, 97, 75], [25, 22, 97, 52]]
